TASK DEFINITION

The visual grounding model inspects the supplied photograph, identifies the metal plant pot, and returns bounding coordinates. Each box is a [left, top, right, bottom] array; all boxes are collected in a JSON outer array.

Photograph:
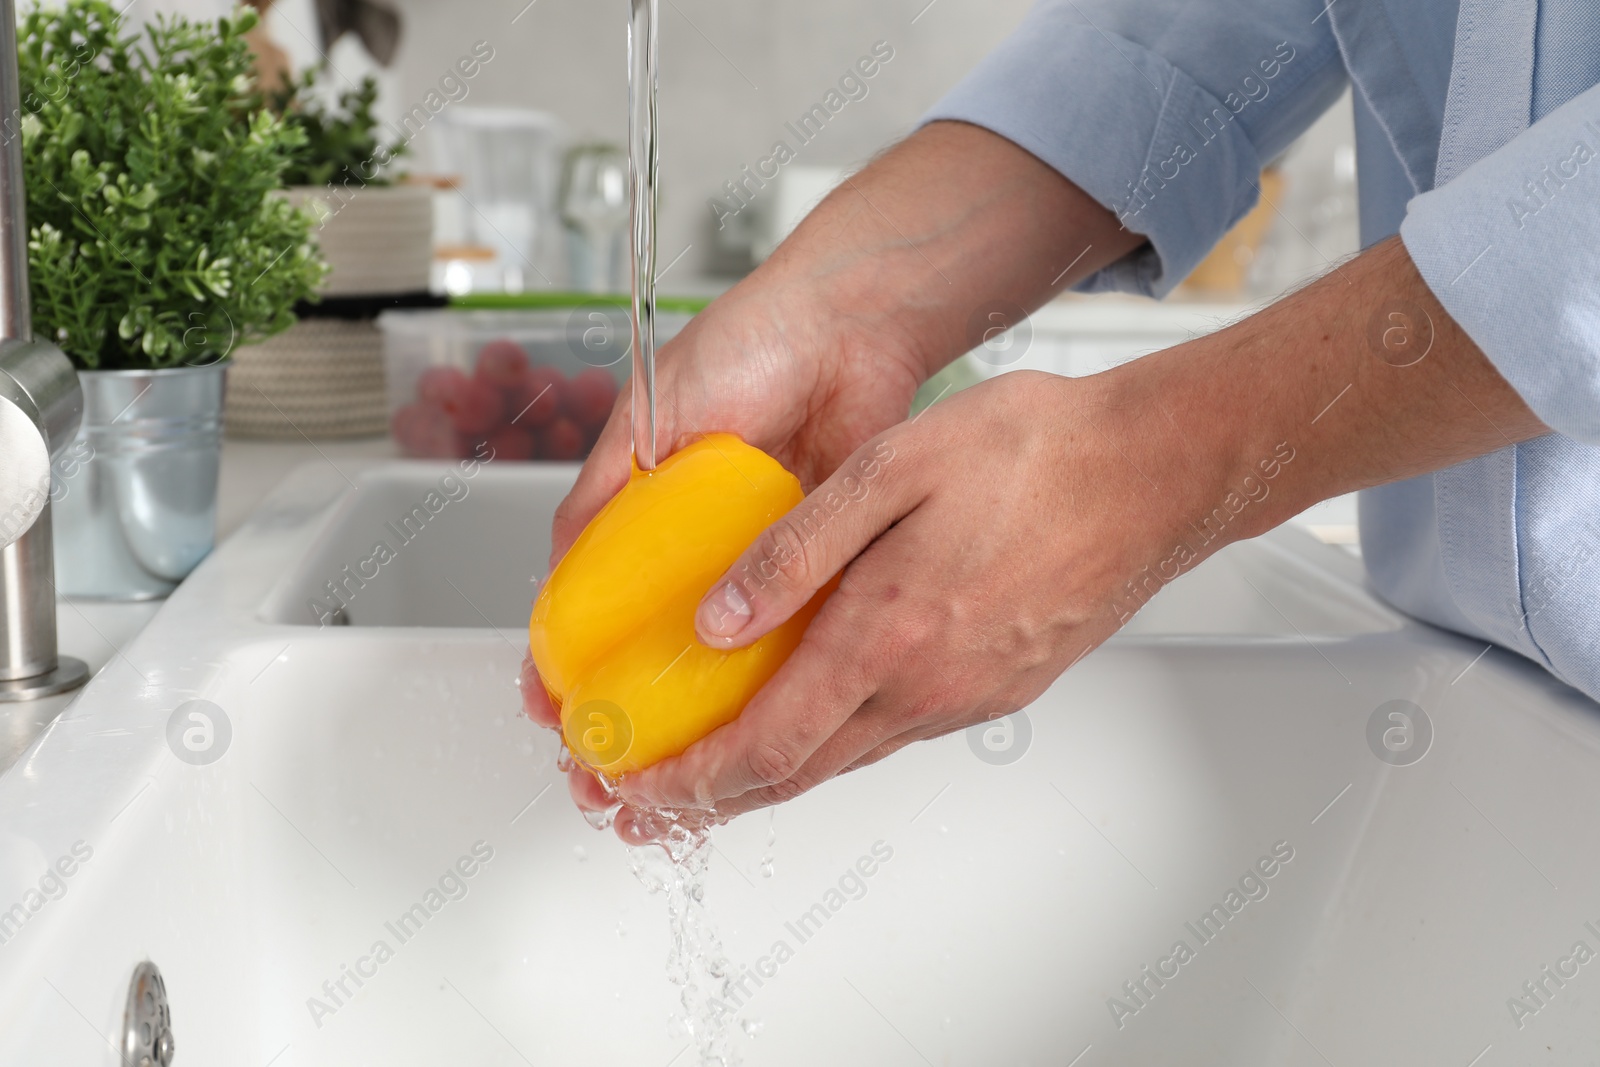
[[52, 364, 227, 600]]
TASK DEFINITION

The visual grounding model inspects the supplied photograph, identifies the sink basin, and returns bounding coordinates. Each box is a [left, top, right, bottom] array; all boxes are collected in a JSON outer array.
[[2, 460, 1597, 1065], [258, 463, 1395, 636]]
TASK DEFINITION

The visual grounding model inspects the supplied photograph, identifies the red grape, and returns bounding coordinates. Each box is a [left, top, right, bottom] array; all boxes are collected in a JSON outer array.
[[565, 368, 619, 429], [448, 379, 505, 436], [416, 365, 469, 408], [391, 403, 462, 458], [485, 425, 536, 461], [416, 364, 502, 435], [539, 417, 586, 461], [509, 365, 564, 427], [475, 339, 529, 390]]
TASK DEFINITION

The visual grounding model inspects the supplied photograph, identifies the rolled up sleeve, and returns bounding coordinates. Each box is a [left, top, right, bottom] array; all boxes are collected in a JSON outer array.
[[923, 0, 1347, 297], [1401, 85, 1600, 443]]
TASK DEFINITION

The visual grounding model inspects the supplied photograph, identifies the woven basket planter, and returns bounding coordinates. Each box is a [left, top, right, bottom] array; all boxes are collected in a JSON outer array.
[[282, 184, 434, 296], [226, 184, 438, 439], [226, 318, 388, 438]]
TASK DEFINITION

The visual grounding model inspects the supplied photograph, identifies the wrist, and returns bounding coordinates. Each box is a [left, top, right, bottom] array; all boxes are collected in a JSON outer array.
[[746, 122, 1147, 384], [1094, 334, 1300, 565], [1092, 234, 1545, 562]]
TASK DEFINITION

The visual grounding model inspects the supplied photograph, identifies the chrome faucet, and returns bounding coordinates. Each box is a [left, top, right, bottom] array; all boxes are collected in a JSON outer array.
[[0, 0, 87, 703]]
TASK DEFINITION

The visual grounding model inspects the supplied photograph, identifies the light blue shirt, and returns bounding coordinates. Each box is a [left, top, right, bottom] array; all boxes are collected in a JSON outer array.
[[926, 0, 1600, 702]]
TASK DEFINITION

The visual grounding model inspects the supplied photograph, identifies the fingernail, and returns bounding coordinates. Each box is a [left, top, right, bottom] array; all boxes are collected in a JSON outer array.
[[697, 582, 752, 640]]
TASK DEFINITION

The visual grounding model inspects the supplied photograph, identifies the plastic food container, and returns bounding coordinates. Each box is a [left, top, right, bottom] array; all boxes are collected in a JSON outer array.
[[377, 307, 691, 461]]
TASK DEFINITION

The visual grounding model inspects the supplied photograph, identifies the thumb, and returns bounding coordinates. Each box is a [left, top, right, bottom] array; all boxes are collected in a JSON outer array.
[[695, 437, 905, 648]]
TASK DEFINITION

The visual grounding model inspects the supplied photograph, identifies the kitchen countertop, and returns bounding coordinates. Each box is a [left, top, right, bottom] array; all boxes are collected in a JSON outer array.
[[0, 435, 402, 776], [217, 435, 400, 538]]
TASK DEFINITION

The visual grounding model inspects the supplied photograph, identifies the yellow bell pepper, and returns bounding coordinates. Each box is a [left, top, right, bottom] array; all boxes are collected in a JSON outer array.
[[528, 433, 830, 777]]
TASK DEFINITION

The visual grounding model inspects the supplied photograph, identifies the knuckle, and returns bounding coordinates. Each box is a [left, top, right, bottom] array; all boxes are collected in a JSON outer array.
[[753, 772, 813, 806], [683, 772, 719, 807], [744, 738, 801, 787], [750, 516, 817, 593], [844, 737, 908, 774]]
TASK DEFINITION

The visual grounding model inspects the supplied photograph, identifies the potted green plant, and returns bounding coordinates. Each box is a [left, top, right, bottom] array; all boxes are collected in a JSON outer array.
[[228, 71, 437, 439], [19, 0, 325, 598]]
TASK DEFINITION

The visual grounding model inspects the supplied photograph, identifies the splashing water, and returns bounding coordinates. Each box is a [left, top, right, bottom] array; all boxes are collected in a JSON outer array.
[[573, 762, 741, 1065], [628, 819, 741, 1067]]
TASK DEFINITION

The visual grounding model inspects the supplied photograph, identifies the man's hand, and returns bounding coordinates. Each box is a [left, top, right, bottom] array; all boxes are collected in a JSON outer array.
[[522, 120, 1548, 840], [602, 233, 1551, 821], [522, 121, 1141, 840], [612, 367, 1229, 817]]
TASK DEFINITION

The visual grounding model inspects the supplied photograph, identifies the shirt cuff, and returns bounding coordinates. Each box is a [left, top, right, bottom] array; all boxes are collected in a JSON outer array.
[[1400, 85, 1600, 443], [921, 8, 1263, 298]]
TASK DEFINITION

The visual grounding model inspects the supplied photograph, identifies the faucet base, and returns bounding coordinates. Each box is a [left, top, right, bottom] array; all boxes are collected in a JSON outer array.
[[0, 654, 87, 701]]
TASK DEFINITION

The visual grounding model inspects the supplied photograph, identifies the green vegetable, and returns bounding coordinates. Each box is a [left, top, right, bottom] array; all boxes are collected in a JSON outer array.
[[274, 71, 407, 190], [18, 0, 326, 369]]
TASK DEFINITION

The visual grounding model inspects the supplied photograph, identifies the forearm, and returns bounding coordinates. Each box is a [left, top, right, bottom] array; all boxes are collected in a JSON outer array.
[[751, 120, 1145, 378], [1118, 236, 1550, 543]]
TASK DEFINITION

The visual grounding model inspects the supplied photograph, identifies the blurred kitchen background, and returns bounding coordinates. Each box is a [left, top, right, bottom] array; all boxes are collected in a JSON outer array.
[[145, 0, 1359, 299], [130, 0, 1363, 541]]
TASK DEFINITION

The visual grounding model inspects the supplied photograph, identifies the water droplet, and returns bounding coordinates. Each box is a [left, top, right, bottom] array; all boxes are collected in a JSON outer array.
[[758, 808, 777, 878], [740, 1017, 763, 1037], [582, 803, 620, 831], [573, 845, 588, 862]]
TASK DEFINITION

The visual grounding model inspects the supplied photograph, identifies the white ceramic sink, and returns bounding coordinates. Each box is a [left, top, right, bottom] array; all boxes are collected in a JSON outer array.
[[2, 460, 1597, 1066]]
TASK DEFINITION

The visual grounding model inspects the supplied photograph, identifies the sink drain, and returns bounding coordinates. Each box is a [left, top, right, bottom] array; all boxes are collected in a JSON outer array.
[[122, 961, 175, 1067]]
